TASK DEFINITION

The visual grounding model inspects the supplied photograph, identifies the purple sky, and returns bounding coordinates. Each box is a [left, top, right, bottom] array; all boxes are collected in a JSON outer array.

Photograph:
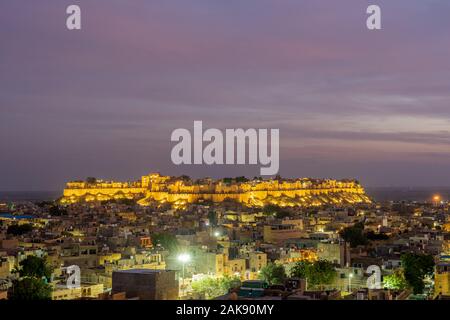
[[1, 0, 450, 191]]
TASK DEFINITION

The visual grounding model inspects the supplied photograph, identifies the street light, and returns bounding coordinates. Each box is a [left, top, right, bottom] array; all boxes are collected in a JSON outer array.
[[348, 273, 353, 292], [214, 231, 221, 237], [178, 253, 191, 297], [433, 195, 441, 206], [178, 253, 191, 279]]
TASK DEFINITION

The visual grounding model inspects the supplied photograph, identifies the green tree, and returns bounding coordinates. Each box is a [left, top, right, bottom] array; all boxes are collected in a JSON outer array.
[[9, 277, 52, 300], [262, 204, 279, 215], [365, 231, 389, 241], [290, 260, 337, 290], [151, 233, 179, 252], [191, 276, 240, 299], [86, 177, 97, 184], [290, 260, 311, 279], [339, 222, 368, 247], [259, 263, 286, 285], [208, 211, 218, 227], [262, 204, 291, 219], [17, 255, 53, 281], [9, 256, 53, 300], [308, 260, 337, 289], [36, 201, 53, 208], [383, 269, 408, 290], [7, 224, 33, 236], [401, 253, 435, 294], [223, 177, 233, 184], [49, 205, 68, 216]]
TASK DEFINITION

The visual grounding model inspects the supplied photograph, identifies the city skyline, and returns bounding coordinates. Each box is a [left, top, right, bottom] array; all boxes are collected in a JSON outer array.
[[1, 0, 450, 191]]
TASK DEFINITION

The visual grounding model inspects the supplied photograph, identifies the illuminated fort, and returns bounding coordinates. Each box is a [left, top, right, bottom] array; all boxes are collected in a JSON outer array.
[[60, 173, 371, 209]]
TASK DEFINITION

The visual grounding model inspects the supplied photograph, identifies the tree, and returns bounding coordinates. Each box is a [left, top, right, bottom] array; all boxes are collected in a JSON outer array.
[[7, 224, 33, 236], [262, 204, 291, 219], [262, 204, 279, 215], [49, 205, 67, 216], [36, 201, 53, 208], [401, 253, 435, 294], [86, 177, 97, 184], [9, 277, 52, 300], [17, 255, 53, 281], [366, 231, 389, 241], [290, 260, 337, 290], [191, 276, 240, 299], [151, 233, 179, 252], [339, 222, 368, 247], [308, 260, 337, 289], [259, 263, 286, 285], [208, 211, 218, 227], [383, 269, 408, 290], [9, 256, 53, 300], [290, 260, 311, 279]]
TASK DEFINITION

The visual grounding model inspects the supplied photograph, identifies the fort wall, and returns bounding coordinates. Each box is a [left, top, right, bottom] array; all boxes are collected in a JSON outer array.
[[60, 173, 371, 208]]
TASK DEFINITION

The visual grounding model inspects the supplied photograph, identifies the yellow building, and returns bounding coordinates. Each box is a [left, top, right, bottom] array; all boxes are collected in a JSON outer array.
[[0, 256, 15, 278], [225, 258, 247, 278], [249, 252, 267, 273], [52, 283, 104, 300], [281, 218, 304, 230], [263, 224, 303, 244], [435, 263, 450, 297], [443, 222, 450, 233], [98, 253, 122, 266]]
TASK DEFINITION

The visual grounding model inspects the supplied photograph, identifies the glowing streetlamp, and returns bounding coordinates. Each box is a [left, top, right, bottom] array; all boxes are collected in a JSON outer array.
[[214, 231, 221, 238], [178, 253, 191, 278], [348, 273, 353, 292], [178, 253, 191, 297]]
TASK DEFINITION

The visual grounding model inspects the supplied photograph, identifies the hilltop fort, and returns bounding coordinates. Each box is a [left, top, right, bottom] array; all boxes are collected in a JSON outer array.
[[60, 173, 371, 209]]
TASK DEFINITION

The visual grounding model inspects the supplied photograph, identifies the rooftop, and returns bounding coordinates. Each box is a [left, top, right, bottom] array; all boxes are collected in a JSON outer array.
[[113, 269, 168, 274]]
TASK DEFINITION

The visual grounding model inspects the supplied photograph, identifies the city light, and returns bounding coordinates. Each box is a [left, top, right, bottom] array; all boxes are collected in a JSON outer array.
[[214, 231, 221, 237], [348, 273, 353, 292], [178, 253, 191, 263]]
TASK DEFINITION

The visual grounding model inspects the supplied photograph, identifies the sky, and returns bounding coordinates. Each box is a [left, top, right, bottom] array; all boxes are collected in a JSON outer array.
[[1, 0, 450, 191]]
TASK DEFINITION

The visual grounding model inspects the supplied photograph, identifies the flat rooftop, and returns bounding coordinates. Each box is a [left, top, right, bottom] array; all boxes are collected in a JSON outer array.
[[113, 269, 168, 274]]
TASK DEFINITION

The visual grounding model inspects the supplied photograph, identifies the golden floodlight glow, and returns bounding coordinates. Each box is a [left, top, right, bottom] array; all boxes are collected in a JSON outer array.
[[61, 173, 372, 208], [433, 195, 441, 202]]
